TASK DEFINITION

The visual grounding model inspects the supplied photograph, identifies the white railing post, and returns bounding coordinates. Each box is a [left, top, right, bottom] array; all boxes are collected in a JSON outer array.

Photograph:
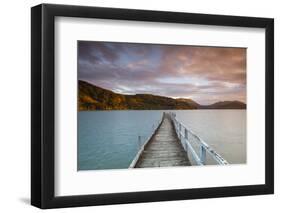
[[174, 120, 179, 135], [138, 135, 142, 150], [200, 145, 206, 165], [184, 128, 188, 152], [178, 123, 181, 141]]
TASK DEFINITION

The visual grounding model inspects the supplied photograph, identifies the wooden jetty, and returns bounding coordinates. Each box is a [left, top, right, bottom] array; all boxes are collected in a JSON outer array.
[[130, 112, 228, 168], [130, 113, 191, 168]]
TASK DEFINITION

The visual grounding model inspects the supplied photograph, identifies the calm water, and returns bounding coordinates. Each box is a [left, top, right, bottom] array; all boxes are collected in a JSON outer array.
[[78, 111, 163, 170], [176, 110, 246, 165], [78, 110, 246, 170]]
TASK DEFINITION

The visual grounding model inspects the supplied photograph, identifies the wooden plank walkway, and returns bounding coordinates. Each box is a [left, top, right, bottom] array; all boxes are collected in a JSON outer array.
[[134, 113, 191, 168]]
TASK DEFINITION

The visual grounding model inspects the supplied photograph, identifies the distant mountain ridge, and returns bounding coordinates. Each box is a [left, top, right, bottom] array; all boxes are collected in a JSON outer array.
[[199, 101, 246, 109], [78, 80, 246, 111]]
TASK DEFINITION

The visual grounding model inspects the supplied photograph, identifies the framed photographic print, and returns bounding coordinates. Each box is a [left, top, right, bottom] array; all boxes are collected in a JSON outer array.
[[31, 4, 274, 209]]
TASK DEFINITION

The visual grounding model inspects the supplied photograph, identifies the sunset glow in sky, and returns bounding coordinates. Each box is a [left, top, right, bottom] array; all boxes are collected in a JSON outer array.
[[78, 41, 246, 105]]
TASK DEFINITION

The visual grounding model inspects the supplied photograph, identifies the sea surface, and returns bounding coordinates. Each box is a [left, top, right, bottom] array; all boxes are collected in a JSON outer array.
[[78, 110, 246, 170]]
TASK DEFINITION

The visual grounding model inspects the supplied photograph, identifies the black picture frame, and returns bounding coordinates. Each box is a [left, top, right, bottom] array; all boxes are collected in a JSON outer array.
[[31, 3, 274, 209]]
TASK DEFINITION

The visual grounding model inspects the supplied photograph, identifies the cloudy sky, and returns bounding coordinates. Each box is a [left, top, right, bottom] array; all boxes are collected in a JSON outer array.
[[78, 41, 246, 105]]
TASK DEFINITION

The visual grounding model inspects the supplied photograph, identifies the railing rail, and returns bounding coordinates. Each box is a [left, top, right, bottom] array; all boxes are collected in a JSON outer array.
[[170, 112, 228, 165]]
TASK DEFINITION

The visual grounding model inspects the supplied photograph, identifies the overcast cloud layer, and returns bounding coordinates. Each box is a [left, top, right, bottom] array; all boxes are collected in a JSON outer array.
[[78, 41, 246, 105]]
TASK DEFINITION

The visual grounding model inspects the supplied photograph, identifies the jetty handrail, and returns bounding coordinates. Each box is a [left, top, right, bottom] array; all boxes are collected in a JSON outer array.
[[129, 115, 163, 168], [170, 112, 228, 165]]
